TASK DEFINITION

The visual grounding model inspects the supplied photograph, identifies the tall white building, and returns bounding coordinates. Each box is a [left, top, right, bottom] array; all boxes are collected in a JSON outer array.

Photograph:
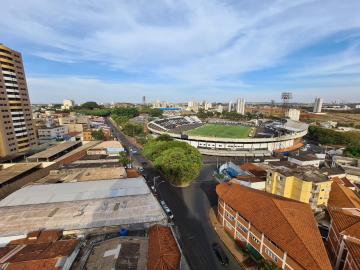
[[204, 102, 212, 111], [236, 98, 246, 115], [61, 99, 75, 110], [313, 97, 323, 113], [217, 104, 223, 113], [228, 101, 232, 112]]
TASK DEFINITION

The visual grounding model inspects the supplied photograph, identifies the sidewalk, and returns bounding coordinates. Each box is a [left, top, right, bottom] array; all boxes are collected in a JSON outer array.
[[208, 208, 258, 270]]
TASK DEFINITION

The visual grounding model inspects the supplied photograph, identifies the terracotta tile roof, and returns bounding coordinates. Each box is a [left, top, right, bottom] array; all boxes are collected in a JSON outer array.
[[5, 240, 78, 263], [329, 209, 360, 233], [328, 182, 360, 209], [10, 230, 62, 245], [3, 257, 61, 270], [147, 225, 180, 270], [344, 238, 360, 268], [216, 182, 331, 270], [240, 163, 267, 178]]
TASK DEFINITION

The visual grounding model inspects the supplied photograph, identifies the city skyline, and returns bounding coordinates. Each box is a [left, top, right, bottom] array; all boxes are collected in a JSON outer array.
[[1, 0, 360, 103]]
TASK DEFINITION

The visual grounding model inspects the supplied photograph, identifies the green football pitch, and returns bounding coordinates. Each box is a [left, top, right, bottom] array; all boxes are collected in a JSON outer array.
[[186, 124, 253, 138]]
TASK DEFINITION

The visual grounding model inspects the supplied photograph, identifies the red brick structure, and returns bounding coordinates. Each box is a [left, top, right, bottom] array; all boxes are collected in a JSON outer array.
[[216, 181, 331, 270]]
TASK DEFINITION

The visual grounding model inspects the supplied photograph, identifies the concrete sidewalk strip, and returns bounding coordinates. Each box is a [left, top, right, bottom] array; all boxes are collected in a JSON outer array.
[[208, 208, 258, 270]]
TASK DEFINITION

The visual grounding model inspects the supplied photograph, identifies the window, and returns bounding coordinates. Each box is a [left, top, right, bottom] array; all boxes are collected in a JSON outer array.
[[237, 223, 248, 233], [264, 248, 278, 262], [225, 212, 235, 221], [250, 234, 260, 244]]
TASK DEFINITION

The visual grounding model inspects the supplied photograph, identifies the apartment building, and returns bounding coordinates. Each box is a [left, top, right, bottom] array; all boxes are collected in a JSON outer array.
[[37, 125, 69, 141], [216, 182, 331, 270], [263, 161, 332, 210], [327, 182, 360, 270], [0, 44, 37, 157]]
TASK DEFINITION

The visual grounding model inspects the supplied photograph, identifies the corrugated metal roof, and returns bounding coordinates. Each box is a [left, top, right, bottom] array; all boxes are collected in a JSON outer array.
[[27, 141, 81, 159], [0, 178, 149, 207]]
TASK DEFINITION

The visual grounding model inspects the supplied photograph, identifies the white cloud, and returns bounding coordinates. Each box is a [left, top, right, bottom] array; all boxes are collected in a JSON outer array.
[[1, 0, 360, 101]]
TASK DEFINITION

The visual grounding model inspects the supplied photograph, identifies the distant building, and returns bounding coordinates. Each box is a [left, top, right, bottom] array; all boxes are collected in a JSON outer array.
[[313, 97, 323, 113], [204, 102, 212, 111], [37, 125, 69, 142], [216, 182, 332, 270], [355, 104, 360, 109], [262, 161, 332, 210], [61, 99, 75, 110], [87, 140, 124, 156], [217, 104, 223, 113], [288, 154, 322, 167], [286, 108, 300, 121], [236, 98, 245, 115], [0, 43, 37, 157], [228, 101, 232, 112], [327, 182, 360, 270]]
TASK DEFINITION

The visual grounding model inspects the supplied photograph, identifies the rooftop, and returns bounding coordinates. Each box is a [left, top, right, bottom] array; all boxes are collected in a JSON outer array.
[[0, 179, 167, 236], [239, 163, 267, 179], [216, 182, 331, 270], [0, 230, 79, 270], [328, 181, 360, 209], [27, 141, 81, 160], [85, 237, 148, 270], [0, 178, 149, 207], [0, 163, 41, 186], [147, 225, 180, 270], [89, 140, 123, 150], [36, 167, 127, 184], [261, 161, 330, 183]]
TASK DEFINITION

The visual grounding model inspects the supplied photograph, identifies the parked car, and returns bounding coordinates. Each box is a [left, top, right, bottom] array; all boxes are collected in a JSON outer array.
[[212, 243, 229, 266], [160, 200, 174, 219], [253, 158, 261, 162]]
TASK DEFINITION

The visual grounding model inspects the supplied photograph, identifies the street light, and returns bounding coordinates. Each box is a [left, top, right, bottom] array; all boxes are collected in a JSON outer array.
[[153, 176, 160, 191]]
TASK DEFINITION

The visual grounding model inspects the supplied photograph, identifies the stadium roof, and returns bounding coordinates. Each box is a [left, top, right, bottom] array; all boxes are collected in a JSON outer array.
[[216, 182, 331, 270], [0, 178, 148, 207]]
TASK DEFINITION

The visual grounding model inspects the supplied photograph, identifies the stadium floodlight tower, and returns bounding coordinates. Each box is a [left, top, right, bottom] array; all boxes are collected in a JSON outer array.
[[281, 92, 293, 117]]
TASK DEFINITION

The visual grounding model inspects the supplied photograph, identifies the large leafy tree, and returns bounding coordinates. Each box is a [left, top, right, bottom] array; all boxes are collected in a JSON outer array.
[[91, 129, 105, 140], [143, 139, 202, 186]]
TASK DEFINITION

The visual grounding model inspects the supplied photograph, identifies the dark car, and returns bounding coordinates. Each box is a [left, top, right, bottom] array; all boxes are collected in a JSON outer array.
[[212, 243, 229, 266]]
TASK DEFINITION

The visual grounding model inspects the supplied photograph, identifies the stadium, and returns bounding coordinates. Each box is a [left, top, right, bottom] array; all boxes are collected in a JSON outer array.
[[147, 116, 308, 156]]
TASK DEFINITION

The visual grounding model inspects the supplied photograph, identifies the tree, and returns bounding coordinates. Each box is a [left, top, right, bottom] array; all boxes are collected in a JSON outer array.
[[112, 107, 139, 118], [118, 152, 130, 166], [344, 143, 360, 158], [80, 101, 100, 110], [122, 123, 144, 137], [156, 134, 173, 142], [91, 129, 105, 140], [143, 140, 202, 186]]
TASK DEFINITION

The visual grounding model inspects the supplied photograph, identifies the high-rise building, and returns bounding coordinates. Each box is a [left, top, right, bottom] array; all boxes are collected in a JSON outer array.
[[313, 97, 323, 113], [228, 101, 232, 112], [236, 98, 245, 115], [0, 44, 37, 157], [204, 102, 212, 111], [61, 99, 75, 110]]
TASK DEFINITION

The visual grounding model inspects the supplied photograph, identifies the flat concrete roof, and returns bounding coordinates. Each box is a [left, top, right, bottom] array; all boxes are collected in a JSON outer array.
[[89, 140, 123, 150], [85, 237, 148, 270], [0, 178, 149, 207], [36, 167, 127, 184], [0, 163, 41, 185], [27, 141, 81, 160]]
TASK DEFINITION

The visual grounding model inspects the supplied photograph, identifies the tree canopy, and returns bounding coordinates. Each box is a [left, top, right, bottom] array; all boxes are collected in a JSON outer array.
[[91, 129, 105, 140], [143, 139, 202, 186], [79, 101, 100, 110]]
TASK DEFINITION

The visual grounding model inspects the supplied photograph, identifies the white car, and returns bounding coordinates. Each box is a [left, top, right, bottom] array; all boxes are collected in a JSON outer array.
[[254, 158, 261, 162]]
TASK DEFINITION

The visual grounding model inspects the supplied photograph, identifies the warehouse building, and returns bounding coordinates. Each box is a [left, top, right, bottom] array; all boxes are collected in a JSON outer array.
[[26, 141, 82, 162], [0, 178, 167, 237]]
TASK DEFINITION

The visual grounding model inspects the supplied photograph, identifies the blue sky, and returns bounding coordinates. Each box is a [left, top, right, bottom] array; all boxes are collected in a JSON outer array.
[[1, 0, 360, 104]]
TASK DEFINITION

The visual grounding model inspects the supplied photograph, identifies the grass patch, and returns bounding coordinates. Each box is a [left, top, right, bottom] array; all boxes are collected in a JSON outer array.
[[186, 124, 253, 138]]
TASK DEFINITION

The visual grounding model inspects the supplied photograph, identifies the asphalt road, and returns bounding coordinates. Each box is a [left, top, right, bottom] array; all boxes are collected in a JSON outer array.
[[106, 118, 242, 270]]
